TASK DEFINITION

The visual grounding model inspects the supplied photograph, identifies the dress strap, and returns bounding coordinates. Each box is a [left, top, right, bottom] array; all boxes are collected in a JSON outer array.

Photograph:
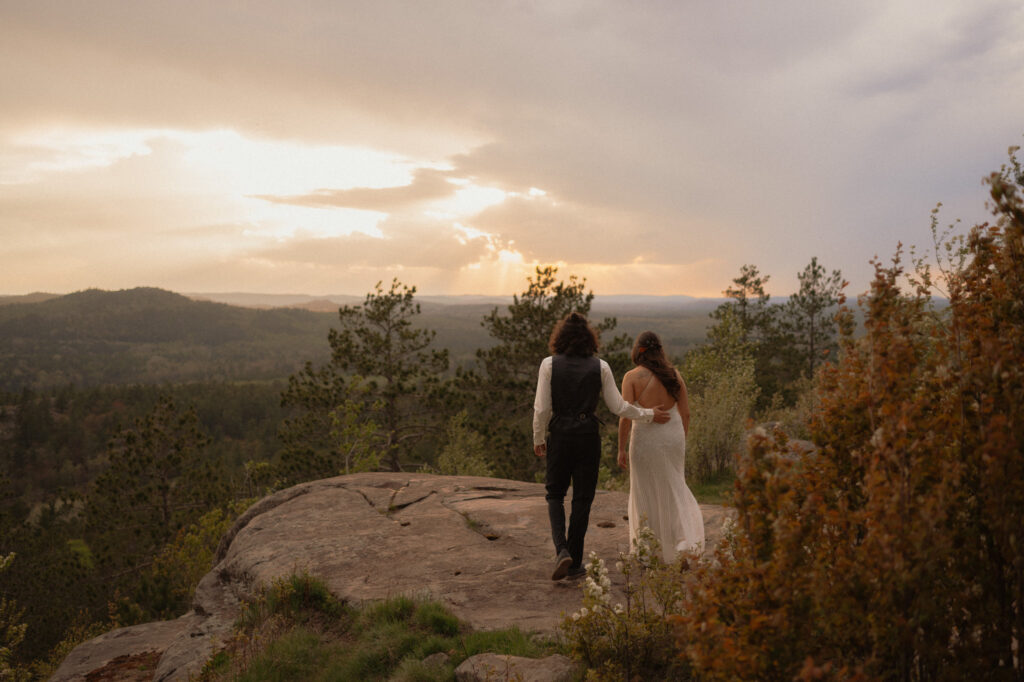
[[636, 372, 656, 402]]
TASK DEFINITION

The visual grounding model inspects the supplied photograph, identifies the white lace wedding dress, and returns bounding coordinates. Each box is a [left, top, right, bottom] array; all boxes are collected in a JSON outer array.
[[627, 406, 704, 562]]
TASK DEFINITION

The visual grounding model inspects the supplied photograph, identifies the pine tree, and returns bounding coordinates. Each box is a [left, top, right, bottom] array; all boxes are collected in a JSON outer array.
[[279, 279, 449, 476], [710, 264, 773, 344], [707, 264, 789, 405], [84, 396, 228, 608], [782, 257, 845, 379]]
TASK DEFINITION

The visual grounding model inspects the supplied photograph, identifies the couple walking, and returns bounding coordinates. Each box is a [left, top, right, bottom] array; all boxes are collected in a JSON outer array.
[[533, 312, 704, 580]]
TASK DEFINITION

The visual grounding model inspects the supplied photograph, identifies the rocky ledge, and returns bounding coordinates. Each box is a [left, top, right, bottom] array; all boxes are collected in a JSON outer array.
[[53, 473, 733, 681]]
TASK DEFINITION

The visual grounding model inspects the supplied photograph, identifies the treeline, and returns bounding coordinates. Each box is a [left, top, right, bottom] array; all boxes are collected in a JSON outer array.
[[2, 382, 288, 506], [0, 287, 718, 393]]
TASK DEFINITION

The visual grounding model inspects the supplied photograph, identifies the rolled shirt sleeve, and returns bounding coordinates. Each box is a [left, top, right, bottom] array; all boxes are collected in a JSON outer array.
[[599, 360, 654, 422], [533, 357, 553, 446]]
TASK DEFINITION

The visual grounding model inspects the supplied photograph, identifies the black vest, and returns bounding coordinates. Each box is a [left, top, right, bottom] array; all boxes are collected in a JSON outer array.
[[549, 355, 602, 435]]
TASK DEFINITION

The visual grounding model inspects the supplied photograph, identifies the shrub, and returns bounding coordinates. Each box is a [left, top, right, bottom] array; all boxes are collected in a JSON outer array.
[[434, 411, 493, 477], [562, 529, 693, 681], [682, 310, 759, 482], [667, 168, 1024, 679]]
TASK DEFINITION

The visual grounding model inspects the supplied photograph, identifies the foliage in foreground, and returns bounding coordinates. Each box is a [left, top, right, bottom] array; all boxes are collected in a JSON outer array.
[[200, 573, 560, 682], [678, 173, 1023, 679], [562, 528, 695, 681]]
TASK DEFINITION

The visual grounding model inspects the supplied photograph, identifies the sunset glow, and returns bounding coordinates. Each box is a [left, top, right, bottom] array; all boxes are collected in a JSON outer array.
[[2, 1, 1022, 298]]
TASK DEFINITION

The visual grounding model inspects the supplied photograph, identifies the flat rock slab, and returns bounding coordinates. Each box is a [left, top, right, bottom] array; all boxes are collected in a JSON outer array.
[[455, 653, 576, 682], [53, 473, 733, 681]]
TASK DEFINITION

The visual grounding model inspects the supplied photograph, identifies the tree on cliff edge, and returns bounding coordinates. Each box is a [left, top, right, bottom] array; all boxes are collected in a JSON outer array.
[[279, 279, 449, 476]]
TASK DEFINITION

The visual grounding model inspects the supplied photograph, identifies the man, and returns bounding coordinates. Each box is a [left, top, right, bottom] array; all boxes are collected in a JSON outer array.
[[533, 312, 669, 580]]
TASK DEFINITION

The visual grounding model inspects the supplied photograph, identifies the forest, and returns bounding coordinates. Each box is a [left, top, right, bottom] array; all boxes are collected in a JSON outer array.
[[2, 149, 1022, 679]]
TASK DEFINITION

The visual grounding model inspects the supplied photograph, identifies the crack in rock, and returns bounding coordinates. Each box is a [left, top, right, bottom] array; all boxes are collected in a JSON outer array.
[[440, 498, 502, 541], [353, 488, 376, 508], [388, 490, 435, 512]]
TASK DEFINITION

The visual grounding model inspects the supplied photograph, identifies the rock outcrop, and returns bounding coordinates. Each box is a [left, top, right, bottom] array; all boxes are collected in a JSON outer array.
[[455, 653, 575, 681], [53, 473, 733, 681]]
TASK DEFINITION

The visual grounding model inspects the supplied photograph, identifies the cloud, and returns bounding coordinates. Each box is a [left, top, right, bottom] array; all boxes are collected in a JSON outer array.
[[249, 216, 493, 270], [256, 168, 455, 212], [2, 0, 1024, 297]]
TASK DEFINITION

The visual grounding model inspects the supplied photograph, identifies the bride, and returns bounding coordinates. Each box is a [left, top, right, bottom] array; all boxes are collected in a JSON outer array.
[[617, 331, 704, 562]]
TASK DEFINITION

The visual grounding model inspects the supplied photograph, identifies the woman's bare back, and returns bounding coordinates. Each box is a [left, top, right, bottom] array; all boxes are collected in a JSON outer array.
[[623, 367, 676, 410]]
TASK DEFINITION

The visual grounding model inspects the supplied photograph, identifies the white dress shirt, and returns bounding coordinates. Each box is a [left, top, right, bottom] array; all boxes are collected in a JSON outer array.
[[533, 356, 655, 445]]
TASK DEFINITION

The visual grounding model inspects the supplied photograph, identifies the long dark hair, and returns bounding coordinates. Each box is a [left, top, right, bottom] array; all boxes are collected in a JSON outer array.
[[549, 312, 599, 357], [631, 331, 681, 400]]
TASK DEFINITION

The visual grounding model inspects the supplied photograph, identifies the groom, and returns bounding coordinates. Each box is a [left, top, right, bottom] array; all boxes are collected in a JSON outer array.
[[533, 312, 669, 580]]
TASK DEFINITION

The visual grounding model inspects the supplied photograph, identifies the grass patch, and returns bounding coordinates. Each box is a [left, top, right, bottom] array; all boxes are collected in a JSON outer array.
[[689, 469, 735, 505], [199, 572, 563, 681]]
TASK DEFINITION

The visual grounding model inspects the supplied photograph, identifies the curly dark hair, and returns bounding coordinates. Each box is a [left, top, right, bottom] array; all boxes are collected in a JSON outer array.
[[631, 330, 681, 400], [549, 312, 600, 357]]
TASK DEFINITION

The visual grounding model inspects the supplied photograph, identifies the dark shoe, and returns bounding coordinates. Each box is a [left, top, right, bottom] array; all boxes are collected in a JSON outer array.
[[551, 549, 572, 580], [566, 566, 587, 580]]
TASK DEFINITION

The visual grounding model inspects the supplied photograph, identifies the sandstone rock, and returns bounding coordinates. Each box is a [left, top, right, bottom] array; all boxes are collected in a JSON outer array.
[[48, 617, 190, 682], [455, 653, 576, 682], [422, 651, 451, 667], [53, 473, 734, 681]]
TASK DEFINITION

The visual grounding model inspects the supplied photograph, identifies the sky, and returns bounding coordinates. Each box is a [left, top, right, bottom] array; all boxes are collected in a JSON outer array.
[[1, 1, 1023, 299]]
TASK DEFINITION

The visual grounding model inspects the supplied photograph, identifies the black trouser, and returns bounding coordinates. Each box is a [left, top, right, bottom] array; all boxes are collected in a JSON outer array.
[[545, 429, 601, 569]]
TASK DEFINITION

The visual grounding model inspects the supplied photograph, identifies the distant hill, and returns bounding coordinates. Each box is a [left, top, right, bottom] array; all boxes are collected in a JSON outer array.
[[0, 288, 339, 391], [0, 292, 61, 306], [0, 288, 718, 392]]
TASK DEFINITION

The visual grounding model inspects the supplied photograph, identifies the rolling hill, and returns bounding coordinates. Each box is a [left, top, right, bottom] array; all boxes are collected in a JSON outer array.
[[0, 287, 719, 392]]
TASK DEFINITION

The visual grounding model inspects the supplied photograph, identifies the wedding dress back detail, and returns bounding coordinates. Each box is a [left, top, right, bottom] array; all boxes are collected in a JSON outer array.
[[627, 380, 704, 562]]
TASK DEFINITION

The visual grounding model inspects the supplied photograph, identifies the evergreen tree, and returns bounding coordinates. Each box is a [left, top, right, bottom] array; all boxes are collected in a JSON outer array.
[[279, 279, 449, 476], [707, 264, 789, 405], [709, 264, 772, 345], [782, 256, 844, 379], [84, 396, 228, 613]]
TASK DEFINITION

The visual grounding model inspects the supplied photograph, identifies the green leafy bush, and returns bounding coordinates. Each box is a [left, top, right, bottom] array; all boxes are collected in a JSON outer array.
[[203, 574, 560, 681], [562, 529, 693, 681], [434, 411, 493, 477], [682, 309, 759, 482]]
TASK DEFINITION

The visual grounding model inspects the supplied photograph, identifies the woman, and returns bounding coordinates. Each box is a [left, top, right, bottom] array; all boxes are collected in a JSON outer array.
[[618, 330, 704, 562], [534, 313, 670, 580]]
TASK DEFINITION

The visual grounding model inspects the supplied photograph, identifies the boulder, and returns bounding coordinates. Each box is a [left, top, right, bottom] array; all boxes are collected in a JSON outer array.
[[52, 473, 733, 681], [455, 653, 576, 682]]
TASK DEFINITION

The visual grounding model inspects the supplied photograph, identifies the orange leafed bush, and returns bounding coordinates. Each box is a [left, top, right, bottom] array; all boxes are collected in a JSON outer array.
[[671, 169, 1024, 680]]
